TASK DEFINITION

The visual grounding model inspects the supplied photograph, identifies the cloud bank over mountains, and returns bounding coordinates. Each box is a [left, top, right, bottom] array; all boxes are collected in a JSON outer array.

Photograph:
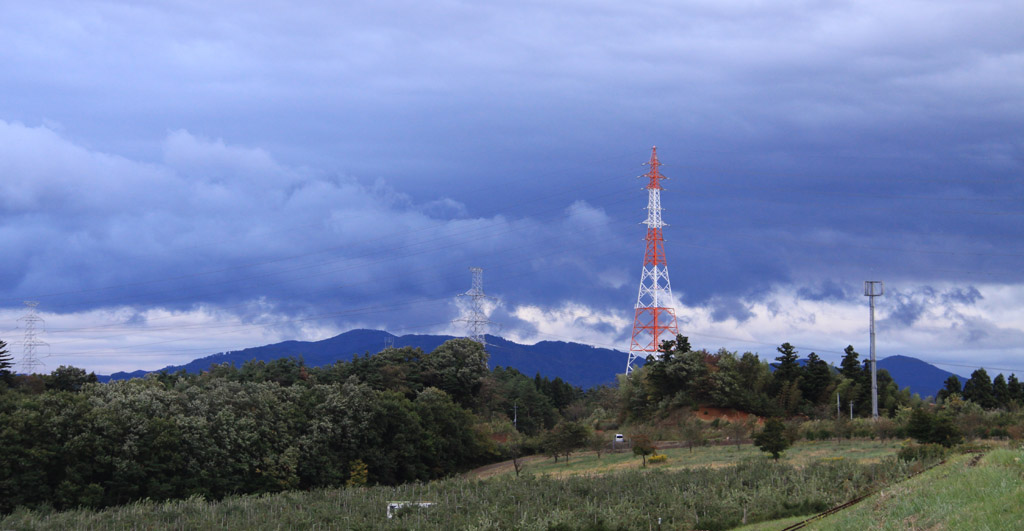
[[1, 1, 1022, 375]]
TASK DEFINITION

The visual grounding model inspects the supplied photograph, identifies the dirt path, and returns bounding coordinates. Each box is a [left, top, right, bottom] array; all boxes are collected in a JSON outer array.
[[463, 455, 548, 479]]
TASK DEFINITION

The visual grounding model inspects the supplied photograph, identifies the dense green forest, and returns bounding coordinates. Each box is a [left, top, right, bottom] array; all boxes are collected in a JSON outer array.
[[0, 338, 589, 513], [2, 334, 1022, 515], [624, 336, 1023, 419]]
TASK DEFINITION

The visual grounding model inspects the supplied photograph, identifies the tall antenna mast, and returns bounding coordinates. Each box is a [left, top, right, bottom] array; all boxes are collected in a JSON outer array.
[[864, 281, 884, 419], [627, 147, 679, 373], [17, 301, 48, 374], [456, 267, 495, 345]]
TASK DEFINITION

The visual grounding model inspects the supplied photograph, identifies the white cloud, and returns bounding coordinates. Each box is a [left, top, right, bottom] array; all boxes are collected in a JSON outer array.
[[504, 281, 1024, 376], [507, 302, 631, 350], [0, 302, 343, 374]]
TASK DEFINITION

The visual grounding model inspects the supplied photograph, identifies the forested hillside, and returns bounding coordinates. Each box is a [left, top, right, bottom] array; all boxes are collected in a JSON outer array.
[[0, 339, 586, 513], [104, 329, 629, 389]]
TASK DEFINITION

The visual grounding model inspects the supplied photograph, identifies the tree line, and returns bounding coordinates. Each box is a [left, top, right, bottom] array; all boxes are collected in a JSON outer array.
[[0, 338, 591, 513], [619, 336, 915, 422], [937, 368, 1023, 410]]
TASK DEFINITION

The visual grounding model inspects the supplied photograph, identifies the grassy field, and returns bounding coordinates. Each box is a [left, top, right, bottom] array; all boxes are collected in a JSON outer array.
[[735, 445, 1024, 531], [805, 447, 1024, 530], [471, 439, 903, 479]]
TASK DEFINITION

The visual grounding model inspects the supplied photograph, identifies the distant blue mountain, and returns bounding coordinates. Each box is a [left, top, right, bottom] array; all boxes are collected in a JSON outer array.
[[763, 354, 956, 401], [878, 354, 962, 400], [103, 329, 632, 389], [99, 329, 959, 398]]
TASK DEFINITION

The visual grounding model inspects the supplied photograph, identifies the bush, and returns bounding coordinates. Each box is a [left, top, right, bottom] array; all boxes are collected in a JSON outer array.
[[872, 418, 897, 440], [648, 454, 668, 464], [989, 427, 1010, 439], [906, 407, 963, 447], [850, 419, 873, 439], [897, 442, 947, 463]]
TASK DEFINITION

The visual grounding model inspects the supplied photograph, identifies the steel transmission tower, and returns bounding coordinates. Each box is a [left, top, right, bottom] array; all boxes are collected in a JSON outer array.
[[456, 267, 495, 345], [627, 147, 679, 373], [17, 301, 48, 374], [864, 281, 884, 419]]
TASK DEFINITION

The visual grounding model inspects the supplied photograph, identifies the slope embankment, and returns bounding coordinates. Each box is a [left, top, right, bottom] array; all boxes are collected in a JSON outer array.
[[737, 447, 1024, 530]]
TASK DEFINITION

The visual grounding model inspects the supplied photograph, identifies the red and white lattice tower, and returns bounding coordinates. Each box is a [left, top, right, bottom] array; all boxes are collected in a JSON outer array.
[[627, 147, 679, 373]]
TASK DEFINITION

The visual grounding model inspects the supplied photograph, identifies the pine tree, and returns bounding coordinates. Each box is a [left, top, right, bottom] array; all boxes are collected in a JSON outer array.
[[773, 343, 801, 386], [992, 373, 1010, 409], [963, 368, 996, 409], [801, 352, 833, 403], [936, 375, 961, 402], [840, 345, 861, 380], [778, 380, 803, 416], [1007, 374, 1023, 404], [0, 339, 13, 386], [754, 418, 789, 460]]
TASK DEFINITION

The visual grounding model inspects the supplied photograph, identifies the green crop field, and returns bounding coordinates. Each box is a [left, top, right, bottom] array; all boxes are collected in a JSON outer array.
[[472, 439, 902, 479], [1, 442, 916, 531], [4, 441, 1018, 530]]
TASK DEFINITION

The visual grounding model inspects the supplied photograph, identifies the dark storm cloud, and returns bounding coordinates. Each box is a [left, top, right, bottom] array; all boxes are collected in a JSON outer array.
[[880, 285, 985, 330], [797, 280, 849, 302], [0, 122, 633, 331], [0, 1, 1022, 371], [709, 297, 755, 323], [885, 290, 931, 327], [942, 286, 983, 305]]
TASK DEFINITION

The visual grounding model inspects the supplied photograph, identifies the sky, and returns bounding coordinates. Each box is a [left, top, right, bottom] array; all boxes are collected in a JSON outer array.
[[1, 0, 1022, 378]]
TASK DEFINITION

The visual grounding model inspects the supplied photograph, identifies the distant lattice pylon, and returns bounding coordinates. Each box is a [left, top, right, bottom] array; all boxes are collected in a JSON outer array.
[[627, 147, 679, 373], [454, 267, 496, 345], [17, 301, 49, 374]]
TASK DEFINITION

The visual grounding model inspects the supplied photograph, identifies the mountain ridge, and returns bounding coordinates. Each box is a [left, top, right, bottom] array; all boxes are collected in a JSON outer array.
[[102, 329, 960, 397]]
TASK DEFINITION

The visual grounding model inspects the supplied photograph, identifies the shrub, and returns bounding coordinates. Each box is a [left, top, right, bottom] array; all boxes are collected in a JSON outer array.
[[850, 419, 873, 438], [897, 443, 947, 463], [989, 427, 1010, 439], [648, 454, 668, 464], [907, 407, 963, 447], [872, 418, 897, 440]]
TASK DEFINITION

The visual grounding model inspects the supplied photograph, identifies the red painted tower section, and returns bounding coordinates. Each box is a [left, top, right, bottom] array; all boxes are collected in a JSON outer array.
[[627, 147, 679, 372]]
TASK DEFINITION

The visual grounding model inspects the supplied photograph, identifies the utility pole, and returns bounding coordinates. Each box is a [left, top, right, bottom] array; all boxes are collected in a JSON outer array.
[[864, 281, 884, 420], [849, 400, 854, 420], [627, 147, 679, 373]]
